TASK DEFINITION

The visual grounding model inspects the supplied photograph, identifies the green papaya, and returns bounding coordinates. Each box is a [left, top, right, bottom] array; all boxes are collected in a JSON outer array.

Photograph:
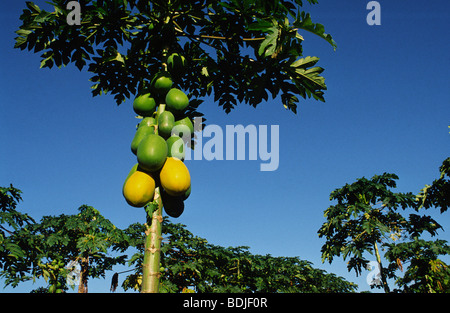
[[167, 53, 187, 74], [165, 88, 189, 112], [158, 111, 175, 139], [151, 71, 173, 95], [173, 117, 194, 142], [133, 93, 157, 117], [137, 134, 168, 172], [131, 121, 156, 155], [166, 135, 185, 160], [139, 117, 157, 127]]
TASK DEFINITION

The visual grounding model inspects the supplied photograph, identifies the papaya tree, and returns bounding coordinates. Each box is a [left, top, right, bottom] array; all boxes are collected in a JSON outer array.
[[0, 185, 35, 286], [383, 157, 450, 293], [318, 171, 449, 292], [1, 203, 128, 292], [14, 0, 336, 292]]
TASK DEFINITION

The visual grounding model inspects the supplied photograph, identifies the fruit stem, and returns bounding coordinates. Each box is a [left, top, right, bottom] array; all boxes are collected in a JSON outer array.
[[156, 103, 166, 126], [141, 187, 163, 293]]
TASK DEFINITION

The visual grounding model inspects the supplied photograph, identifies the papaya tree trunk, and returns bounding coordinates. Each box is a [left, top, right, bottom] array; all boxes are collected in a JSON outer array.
[[141, 64, 167, 293], [374, 241, 390, 293], [78, 255, 89, 293], [141, 188, 163, 293]]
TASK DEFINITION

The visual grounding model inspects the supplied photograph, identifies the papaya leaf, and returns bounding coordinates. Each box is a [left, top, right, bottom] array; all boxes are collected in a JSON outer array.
[[257, 21, 280, 58], [25, 1, 41, 14], [290, 56, 320, 69], [294, 12, 337, 50]]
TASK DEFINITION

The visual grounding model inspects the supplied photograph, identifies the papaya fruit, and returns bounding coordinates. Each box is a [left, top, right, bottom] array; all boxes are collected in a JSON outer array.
[[157, 111, 175, 139], [165, 88, 189, 112], [173, 117, 194, 141], [166, 135, 185, 160], [123, 162, 161, 191], [123, 163, 139, 190], [133, 93, 157, 116], [161, 189, 184, 218], [159, 157, 191, 196], [122, 170, 156, 207], [131, 120, 156, 155], [182, 185, 191, 200], [139, 117, 157, 127], [167, 53, 186, 74], [137, 134, 168, 172], [151, 71, 173, 95]]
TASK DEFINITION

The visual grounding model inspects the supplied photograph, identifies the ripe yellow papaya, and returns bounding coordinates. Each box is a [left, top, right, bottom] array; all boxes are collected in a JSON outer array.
[[122, 170, 156, 207], [159, 157, 190, 196]]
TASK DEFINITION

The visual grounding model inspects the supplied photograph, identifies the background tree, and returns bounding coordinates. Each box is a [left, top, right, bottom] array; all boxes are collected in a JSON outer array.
[[1, 203, 128, 293], [416, 157, 450, 213], [318, 165, 450, 293], [384, 239, 450, 292], [0, 185, 35, 286], [120, 219, 357, 293], [384, 157, 450, 292], [14, 0, 336, 292]]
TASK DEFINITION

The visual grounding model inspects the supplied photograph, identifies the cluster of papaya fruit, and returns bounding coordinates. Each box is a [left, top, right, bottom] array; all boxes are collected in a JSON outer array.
[[122, 53, 192, 218]]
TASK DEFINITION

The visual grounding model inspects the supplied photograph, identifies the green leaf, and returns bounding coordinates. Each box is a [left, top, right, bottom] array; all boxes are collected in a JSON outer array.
[[25, 1, 41, 14], [295, 66, 326, 87], [35, 11, 53, 23], [257, 20, 280, 58], [290, 56, 320, 69], [294, 12, 337, 51], [248, 19, 274, 33]]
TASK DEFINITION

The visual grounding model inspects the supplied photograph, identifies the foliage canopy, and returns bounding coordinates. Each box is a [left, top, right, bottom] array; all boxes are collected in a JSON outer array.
[[14, 0, 336, 113]]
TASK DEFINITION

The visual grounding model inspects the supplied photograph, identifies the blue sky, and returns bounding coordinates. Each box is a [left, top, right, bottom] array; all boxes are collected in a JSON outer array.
[[1, 0, 449, 292]]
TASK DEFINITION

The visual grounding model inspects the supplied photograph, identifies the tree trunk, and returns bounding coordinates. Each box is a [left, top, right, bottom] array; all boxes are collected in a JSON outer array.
[[140, 81, 166, 293], [78, 255, 89, 293], [374, 242, 390, 293], [141, 188, 163, 293]]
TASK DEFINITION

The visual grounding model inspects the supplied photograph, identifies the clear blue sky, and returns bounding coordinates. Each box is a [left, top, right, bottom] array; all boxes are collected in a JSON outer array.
[[1, 1, 449, 292]]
